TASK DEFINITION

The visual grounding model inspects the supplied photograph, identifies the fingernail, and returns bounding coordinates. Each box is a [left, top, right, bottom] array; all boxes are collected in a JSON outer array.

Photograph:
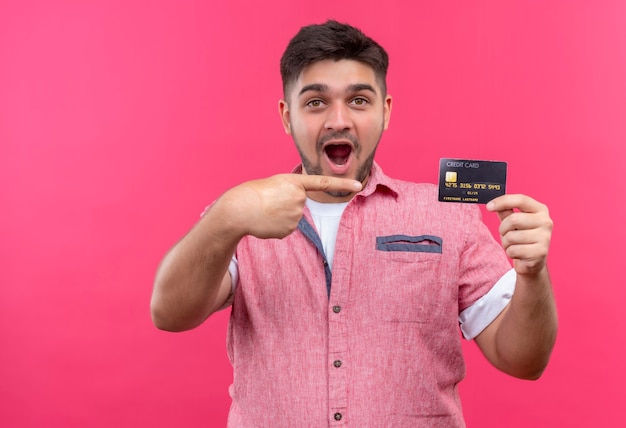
[[354, 181, 363, 190], [486, 201, 494, 211]]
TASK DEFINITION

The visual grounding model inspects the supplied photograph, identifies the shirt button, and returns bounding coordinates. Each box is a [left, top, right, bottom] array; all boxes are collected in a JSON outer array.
[[334, 412, 342, 421], [333, 360, 342, 368], [332, 305, 341, 313]]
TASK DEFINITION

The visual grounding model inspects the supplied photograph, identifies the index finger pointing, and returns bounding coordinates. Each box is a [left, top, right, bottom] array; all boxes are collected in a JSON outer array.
[[297, 174, 363, 193]]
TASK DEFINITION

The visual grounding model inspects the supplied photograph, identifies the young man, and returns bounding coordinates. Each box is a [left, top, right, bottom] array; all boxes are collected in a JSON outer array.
[[152, 20, 557, 427]]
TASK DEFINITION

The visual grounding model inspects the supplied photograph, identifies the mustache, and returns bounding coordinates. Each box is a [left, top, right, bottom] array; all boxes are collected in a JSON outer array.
[[317, 131, 360, 152]]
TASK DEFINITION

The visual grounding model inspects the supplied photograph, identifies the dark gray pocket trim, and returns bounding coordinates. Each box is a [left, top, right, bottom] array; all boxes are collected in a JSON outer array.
[[376, 234, 443, 253]]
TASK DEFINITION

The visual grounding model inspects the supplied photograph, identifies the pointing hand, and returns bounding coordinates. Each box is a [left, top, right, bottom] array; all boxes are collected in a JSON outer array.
[[217, 174, 362, 239]]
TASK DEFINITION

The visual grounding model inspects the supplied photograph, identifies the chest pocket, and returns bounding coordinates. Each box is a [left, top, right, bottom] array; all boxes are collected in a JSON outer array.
[[369, 234, 449, 324]]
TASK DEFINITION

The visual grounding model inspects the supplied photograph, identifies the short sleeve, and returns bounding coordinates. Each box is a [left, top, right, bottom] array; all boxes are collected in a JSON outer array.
[[457, 205, 512, 314], [458, 268, 516, 339]]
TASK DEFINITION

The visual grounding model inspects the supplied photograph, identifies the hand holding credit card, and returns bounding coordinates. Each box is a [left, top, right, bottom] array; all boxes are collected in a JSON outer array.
[[438, 158, 507, 204]]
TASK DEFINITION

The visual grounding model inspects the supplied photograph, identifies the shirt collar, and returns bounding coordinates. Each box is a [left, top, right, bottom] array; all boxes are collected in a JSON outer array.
[[360, 162, 398, 199]]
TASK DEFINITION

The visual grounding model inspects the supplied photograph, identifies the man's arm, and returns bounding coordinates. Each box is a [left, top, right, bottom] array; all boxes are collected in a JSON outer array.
[[150, 201, 241, 332], [150, 174, 363, 332], [474, 194, 558, 380]]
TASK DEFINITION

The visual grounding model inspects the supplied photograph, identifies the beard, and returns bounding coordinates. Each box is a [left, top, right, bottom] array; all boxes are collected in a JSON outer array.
[[294, 130, 379, 199]]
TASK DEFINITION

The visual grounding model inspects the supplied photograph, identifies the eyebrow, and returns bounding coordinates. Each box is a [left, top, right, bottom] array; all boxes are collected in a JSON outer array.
[[347, 83, 377, 94], [298, 83, 328, 96], [298, 83, 378, 97]]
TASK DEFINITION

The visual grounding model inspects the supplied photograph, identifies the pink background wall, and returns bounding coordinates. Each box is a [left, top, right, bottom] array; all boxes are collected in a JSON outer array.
[[1, 1, 624, 426]]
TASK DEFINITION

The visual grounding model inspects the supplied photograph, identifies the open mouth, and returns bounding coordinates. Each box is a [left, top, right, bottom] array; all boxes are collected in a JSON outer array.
[[324, 144, 352, 166]]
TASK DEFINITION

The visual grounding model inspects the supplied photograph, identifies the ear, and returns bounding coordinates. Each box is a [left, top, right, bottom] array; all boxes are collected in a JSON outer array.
[[383, 94, 393, 130], [278, 99, 291, 135]]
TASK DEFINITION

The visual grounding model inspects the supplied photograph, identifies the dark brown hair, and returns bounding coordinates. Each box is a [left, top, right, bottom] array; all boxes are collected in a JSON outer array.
[[280, 20, 389, 98]]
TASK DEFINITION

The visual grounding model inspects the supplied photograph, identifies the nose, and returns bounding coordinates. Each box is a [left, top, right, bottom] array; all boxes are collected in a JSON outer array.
[[324, 102, 352, 131]]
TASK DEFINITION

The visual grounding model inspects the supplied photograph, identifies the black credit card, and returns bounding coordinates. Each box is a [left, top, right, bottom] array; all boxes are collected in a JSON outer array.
[[438, 158, 507, 204]]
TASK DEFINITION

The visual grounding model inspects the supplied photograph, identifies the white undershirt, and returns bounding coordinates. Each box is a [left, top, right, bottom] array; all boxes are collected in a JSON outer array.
[[227, 198, 515, 339], [304, 198, 349, 269]]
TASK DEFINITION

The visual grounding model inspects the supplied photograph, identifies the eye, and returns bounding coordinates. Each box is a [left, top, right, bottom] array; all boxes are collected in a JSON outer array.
[[351, 97, 369, 106], [306, 99, 325, 108]]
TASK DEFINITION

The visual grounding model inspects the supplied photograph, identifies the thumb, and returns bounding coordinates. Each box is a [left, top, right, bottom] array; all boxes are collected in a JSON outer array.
[[495, 208, 514, 223], [487, 198, 514, 223]]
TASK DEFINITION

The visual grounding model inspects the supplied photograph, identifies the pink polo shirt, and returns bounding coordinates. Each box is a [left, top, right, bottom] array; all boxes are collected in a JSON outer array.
[[225, 164, 511, 427]]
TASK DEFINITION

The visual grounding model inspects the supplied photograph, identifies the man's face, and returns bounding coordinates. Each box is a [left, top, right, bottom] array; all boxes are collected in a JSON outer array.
[[279, 59, 392, 202]]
